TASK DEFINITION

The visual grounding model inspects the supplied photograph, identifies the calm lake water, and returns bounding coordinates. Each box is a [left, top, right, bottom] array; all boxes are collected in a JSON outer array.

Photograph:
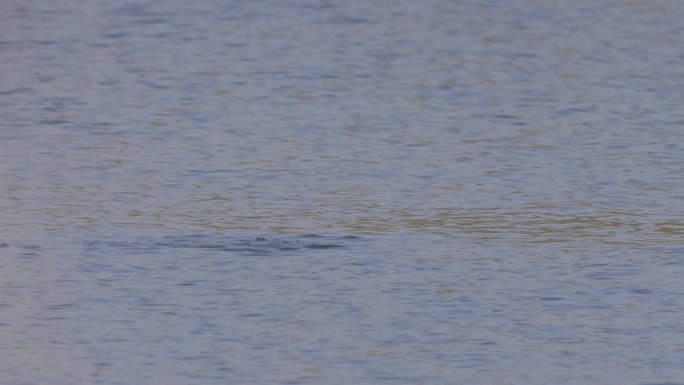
[[2, 1, 684, 384]]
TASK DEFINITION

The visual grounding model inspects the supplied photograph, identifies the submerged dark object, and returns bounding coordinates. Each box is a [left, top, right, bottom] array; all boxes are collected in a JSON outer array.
[[86, 235, 355, 255], [158, 236, 346, 251]]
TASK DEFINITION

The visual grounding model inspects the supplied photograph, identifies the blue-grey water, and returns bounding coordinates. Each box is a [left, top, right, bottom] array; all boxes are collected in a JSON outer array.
[[2, 1, 684, 384]]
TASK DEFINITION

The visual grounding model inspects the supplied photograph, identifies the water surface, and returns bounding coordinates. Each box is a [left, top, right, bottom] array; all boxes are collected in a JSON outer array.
[[2, 1, 684, 384]]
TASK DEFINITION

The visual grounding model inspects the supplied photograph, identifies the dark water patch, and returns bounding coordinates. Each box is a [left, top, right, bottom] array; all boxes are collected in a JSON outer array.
[[36, 119, 71, 125], [86, 235, 355, 255], [306, 243, 344, 249], [0, 87, 32, 95]]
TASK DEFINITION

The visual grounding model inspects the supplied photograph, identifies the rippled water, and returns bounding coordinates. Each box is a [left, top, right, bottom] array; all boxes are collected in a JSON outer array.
[[2, 1, 684, 384]]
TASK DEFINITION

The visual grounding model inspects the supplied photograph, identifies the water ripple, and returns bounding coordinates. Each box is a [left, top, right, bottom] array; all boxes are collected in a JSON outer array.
[[85, 235, 355, 255]]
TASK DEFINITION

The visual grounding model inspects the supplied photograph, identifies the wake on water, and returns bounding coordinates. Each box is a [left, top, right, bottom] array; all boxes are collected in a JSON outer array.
[[85, 234, 359, 255]]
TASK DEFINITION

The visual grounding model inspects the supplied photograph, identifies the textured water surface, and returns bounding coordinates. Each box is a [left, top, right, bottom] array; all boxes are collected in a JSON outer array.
[[2, 0, 684, 384]]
